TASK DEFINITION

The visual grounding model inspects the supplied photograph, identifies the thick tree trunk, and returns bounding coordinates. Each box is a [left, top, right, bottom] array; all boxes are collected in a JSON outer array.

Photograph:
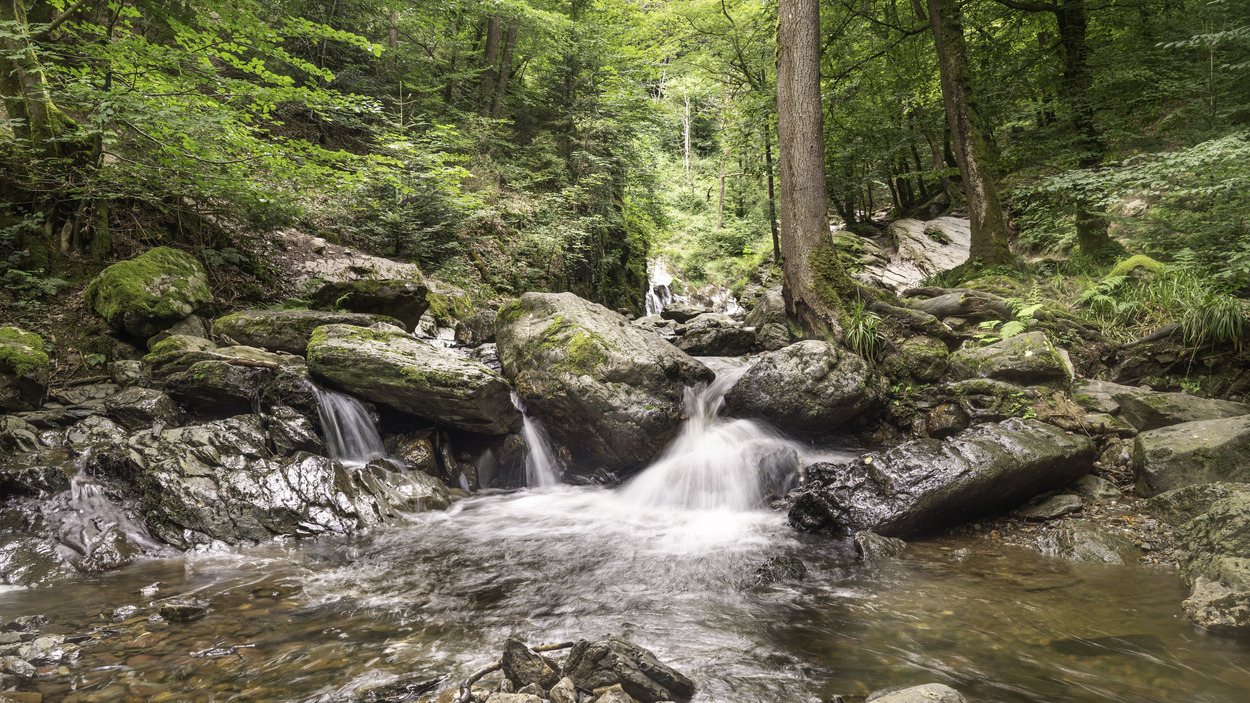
[[490, 19, 520, 119], [0, 0, 76, 150], [927, 0, 1014, 268], [1056, 0, 1120, 259], [776, 0, 856, 334], [478, 15, 502, 116], [763, 121, 780, 262]]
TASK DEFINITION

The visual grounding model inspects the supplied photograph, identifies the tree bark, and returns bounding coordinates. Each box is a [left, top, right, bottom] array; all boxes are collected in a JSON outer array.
[[478, 15, 502, 116], [490, 19, 520, 119], [763, 121, 780, 262], [776, 0, 856, 334], [927, 0, 1014, 268]]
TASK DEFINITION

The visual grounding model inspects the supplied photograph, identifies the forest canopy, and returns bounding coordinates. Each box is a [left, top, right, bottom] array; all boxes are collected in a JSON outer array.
[[1, 0, 1247, 321]]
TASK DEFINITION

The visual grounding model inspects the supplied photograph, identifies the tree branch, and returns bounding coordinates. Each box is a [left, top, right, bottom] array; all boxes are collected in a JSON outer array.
[[33, 0, 94, 40]]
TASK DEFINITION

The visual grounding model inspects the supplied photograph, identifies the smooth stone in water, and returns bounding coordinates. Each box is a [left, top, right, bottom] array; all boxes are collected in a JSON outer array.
[[562, 635, 694, 703], [867, 683, 966, 703], [854, 531, 908, 562], [1012, 493, 1084, 520], [501, 637, 560, 690]]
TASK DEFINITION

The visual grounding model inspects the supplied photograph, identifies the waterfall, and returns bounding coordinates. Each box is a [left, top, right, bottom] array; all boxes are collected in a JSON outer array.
[[510, 392, 563, 488], [312, 386, 387, 468], [620, 357, 804, 511]]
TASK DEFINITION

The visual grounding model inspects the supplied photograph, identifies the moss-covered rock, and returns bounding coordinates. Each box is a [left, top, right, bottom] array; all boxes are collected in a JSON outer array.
[[949, 331, 1069, 387], [0, 326, 49, 412], [724, 340, 885, 437], [881, 336, 950, 383], [1108, 254, 1165, 279], [213, 309, 403, 356], [1132, 415, 1250, 497], [1173, 492, 1250, 634], [496, 292, 713, 473], [309, 279, 429, 330], [307, 324, 520, 434], [85, 247, 213, 338]]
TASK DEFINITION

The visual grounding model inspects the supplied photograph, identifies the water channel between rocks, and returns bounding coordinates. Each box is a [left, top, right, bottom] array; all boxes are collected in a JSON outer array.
[[3, 360, 1250, 702]]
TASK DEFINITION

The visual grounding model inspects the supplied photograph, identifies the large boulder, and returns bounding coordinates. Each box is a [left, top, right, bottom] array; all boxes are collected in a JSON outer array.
[[1114, 391, 1250, 432], [789, 418, 1095, 538], [0, 327, 49, 412], [859, 217, 970, 291], [743, 287, 790, 351], [97, 415, 448, 548], [85, 247, 212, 338], [1172, 491, 1250, 633], [307, 324, 519, 434], [496, 292, 712, 472], [562, 635, 695, 703], [103, 387, 184, 430], [674, 313, 756, 356], [309, 279, 429, 331], [213, 309, 404, 356], [1132, 415, 1250, 497], [724, 340, 883, 436], [949, 332, 1070, 387]]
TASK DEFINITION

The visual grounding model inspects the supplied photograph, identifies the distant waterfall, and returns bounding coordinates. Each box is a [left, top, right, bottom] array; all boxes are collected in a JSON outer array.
[[511, 393, 563, 488], [312, 386, 387, 468]]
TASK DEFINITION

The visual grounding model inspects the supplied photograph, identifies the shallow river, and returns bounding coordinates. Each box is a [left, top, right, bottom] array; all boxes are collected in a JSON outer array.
[[4, 485, 1250, 703]]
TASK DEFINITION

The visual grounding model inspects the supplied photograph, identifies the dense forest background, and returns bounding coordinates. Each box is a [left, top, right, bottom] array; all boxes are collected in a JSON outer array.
[[1, 0, 1247, 345]]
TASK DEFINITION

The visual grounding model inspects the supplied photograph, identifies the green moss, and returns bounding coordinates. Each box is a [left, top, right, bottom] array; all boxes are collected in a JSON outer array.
[[426, 292, 475, 327], [565, 332, 610, 374], [497, 300, 527, 326], [0, 327, 48, 378], [809, 237, 856, 321], [1108, 254, 1165, 279], [85, 247, 211, 331]]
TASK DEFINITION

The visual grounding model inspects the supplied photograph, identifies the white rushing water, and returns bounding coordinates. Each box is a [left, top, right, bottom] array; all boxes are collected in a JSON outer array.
[[620, 357, 805, 511], [312, 386, 387, 468], [510, 392, 564, 488]]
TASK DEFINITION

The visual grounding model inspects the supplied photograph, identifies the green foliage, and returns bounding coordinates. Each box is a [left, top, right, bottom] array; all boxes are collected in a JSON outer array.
[[844, 301, 885, 361], [1076, 264, 1249, 347]]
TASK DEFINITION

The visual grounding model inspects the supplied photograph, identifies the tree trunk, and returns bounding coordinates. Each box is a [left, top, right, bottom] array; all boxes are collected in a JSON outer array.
[[776, 0, 856, 334], [763, 121, 780, 262], [478, 15, 502, 116], [1056, 0, 1120, 259], [927, 0, 1014, 268], [490, 19, 520, 119]]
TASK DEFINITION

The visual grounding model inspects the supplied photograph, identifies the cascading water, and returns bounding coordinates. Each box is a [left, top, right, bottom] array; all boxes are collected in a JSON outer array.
[[620, 357, 804, 511], [510, 392, 563, 488], [312, 386, 387, 468]]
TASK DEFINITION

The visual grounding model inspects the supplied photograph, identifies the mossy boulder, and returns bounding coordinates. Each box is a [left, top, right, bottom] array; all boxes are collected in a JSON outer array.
[[724, 340, 884, 437], [307, 324, 520, 435], [424, 288, 476, 328], [213, 309, 403, 356], [1172, 491, 1250, 634], [881, 336, 950, 383], [1132, 415, 1250, 497], [1115, 391, 1250, 432], [949, 331, 1069, 387], [743, 287, 790, 351], [0, 327, 49, 412], [1108, 254, 1164, 279], [496, 292, 713, 473], [309, 279, 429, 331], [85, 247, 212, 338]]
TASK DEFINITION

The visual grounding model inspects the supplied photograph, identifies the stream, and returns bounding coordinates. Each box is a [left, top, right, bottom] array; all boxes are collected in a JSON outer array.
[[3, 362, 1250, 702]]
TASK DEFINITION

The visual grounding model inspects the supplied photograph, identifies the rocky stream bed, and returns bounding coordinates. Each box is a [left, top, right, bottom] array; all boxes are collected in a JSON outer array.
[[3, 243, 1250, 702]]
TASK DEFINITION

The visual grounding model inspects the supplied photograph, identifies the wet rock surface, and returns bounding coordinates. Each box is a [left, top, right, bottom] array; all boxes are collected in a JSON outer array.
[[496, 292, 712, 473], [1132, 415, 1250, 497], [309, 279, 430, 331], [789, 418, 1095, 538], [949, 332, 1070, 387], [213, 309, 405, 356], [308, 324, 519, 434], [724, 340, 883, 436]]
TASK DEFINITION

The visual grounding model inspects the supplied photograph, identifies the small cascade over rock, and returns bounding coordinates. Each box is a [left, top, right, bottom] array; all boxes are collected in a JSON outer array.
[[621, 357, 803, 511], [511, 392, 563, 488], [644, 260, 741, 317], [312, 386, 386, 468], [47, 475, 169, 570]]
